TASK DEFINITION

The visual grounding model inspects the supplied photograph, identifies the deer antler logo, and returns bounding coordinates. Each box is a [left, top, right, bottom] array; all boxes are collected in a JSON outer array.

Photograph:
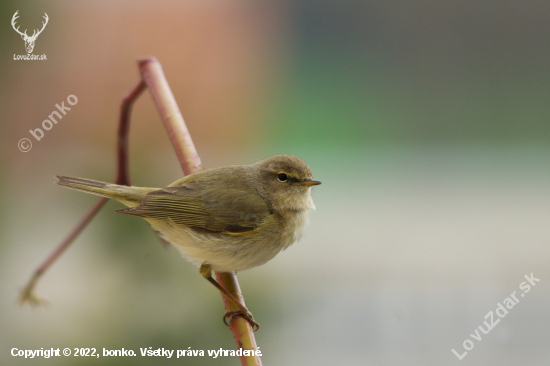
[[12, 10, 49, 54]]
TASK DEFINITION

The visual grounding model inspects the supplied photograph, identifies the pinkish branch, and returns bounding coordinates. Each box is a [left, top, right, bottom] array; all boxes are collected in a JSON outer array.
[[138, 58, 261, 366], [19, 80, 146, 305]]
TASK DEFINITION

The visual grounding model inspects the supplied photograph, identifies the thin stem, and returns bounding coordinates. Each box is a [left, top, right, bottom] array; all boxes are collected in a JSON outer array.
[[138, 58, 203, 176], [20, 198, 107, 305], [116, 80, 147, 185], [20, 80, 146, 305], [216, 272, 262, 366], [138, 57, 261, 366]]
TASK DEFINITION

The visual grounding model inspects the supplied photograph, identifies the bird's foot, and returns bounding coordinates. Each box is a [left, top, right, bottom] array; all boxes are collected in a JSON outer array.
[[223, 309, 260, 331]]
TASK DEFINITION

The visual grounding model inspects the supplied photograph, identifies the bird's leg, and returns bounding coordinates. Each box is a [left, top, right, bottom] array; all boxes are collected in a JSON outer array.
[[199, 263, 260, 331]]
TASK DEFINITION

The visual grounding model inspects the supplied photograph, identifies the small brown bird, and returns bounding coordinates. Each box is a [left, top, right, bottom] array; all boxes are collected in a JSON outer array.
[[56, 154, 321, 329]]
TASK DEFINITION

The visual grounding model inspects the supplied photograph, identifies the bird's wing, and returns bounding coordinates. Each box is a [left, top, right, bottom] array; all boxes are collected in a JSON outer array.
[[116, 183, 271, 233]]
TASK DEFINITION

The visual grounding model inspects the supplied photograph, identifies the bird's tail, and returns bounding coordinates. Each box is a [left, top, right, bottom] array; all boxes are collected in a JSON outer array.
[[55, 175, 156, 208]]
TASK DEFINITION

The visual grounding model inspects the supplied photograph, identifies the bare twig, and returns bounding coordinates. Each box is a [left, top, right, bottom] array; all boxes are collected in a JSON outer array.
[[20, 80, 146, 305], [138, 58, 261, 366], [19, 197, 107, 305], [116, 80, 147, 186], [138, 59, 203, 176], [216, 272, 262, 366]]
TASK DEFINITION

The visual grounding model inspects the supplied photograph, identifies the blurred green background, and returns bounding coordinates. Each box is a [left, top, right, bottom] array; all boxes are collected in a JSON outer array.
[[1, 0, 550, 365]]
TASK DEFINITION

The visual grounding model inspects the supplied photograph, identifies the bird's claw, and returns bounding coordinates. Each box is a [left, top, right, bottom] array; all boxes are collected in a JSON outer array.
[[223, 310, 260, 331]]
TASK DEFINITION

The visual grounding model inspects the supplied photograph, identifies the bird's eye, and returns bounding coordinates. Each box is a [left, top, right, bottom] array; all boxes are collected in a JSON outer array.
[[278, 173, 288, 182]]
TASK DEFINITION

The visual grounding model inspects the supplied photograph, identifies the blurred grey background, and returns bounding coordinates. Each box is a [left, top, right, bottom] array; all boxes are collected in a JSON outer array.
[[1, 0, 549, 365]]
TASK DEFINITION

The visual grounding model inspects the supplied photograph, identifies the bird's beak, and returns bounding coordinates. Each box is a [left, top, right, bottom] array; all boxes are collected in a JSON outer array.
[[298, 178, 322, 186]]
